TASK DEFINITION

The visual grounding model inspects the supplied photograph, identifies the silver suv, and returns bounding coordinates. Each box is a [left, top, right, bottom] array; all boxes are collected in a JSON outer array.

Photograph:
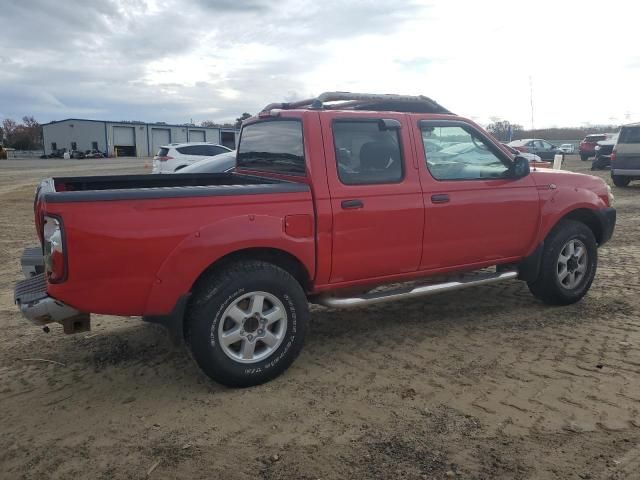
[[611, 123, 640, 187], [152, 142, 231, 173]]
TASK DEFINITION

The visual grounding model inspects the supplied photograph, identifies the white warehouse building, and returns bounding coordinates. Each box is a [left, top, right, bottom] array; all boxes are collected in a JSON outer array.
[[42, 119, 238, 157]]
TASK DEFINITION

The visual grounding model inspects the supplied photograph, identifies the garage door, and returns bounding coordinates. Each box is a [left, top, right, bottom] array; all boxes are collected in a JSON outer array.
[[113, 126, 135, 146], [189, 130, 205, 142], [151, 128, 171, 154]]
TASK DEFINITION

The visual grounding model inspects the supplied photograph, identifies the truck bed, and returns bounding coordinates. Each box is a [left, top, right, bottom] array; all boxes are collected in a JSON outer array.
[[40, 173, 308, 203]]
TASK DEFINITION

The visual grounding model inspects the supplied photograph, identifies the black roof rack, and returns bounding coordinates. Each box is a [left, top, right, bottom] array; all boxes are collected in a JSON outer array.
[[260, 91, 451, 115]]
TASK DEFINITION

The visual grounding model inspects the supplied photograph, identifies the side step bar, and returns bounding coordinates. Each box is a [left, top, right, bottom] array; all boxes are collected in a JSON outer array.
[[314, 270, 518, 309]]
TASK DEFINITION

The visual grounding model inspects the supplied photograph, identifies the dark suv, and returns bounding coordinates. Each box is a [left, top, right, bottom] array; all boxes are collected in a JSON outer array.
[[611, 123, 640, 187]]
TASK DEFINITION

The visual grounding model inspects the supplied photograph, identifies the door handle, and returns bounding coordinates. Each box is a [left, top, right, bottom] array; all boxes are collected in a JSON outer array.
[[341, 199, 364, 210], [431, 194, 450, 204]]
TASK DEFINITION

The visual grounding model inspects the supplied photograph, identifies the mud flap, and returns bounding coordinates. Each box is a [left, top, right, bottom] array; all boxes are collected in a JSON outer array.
[[517, 243, 544, 282], [142, 294, 191, 346]]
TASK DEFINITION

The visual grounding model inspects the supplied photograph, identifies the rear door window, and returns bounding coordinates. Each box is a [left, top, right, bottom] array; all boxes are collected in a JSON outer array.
[[332, 120, 403, 185], [619, 127, 640, 144], [237, 120, 305, 176]]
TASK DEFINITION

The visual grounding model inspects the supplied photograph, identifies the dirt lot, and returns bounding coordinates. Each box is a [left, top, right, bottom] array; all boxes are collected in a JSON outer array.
[[0, 156, 639, 479]]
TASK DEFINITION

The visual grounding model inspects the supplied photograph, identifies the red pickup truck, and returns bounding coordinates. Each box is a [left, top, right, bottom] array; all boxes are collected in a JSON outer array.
[[14, 92, 616, 387]]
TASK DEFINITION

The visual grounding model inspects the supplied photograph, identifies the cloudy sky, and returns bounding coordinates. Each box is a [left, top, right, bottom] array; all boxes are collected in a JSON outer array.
[[1, 0, 638, 128]]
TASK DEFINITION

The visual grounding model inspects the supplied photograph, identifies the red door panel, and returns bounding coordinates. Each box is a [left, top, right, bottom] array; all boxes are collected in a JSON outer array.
[[321, 112, 424, 283], [421, 179, 540, 270], [410, 116, 540, 271]]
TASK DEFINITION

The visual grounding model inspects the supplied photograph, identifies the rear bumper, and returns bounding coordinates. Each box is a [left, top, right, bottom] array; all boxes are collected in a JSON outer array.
[[595, 207, 616, 246], [612, 168, 640, 177], [14, 273, 86, 327]]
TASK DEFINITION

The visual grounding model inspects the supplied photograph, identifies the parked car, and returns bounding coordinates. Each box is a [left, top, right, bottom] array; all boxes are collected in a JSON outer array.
[[44, 148, 67, 159], [84, 149, 105, 159], [177, 151, 236, 174], [559, 144, 575, 154], [579, 133, 615, 161], [591, 135, 618, 171], [611, 123, 640, 187], [70, 150, 86, 159], [502, 144, 551, 168], [152, 142, 232, 173], [507, 139, 560, 160], [14, 91, 616, 388]]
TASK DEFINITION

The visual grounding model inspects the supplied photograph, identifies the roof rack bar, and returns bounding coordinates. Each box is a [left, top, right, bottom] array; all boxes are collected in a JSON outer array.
[[259, 91, 450, 114]]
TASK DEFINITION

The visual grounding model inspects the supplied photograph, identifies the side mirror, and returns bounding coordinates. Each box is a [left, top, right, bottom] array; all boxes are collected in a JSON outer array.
[[511, 156, 530, 179]]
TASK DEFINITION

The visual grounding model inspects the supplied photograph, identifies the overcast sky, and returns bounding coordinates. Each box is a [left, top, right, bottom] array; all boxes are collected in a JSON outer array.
[[1, 0, 638, 128]]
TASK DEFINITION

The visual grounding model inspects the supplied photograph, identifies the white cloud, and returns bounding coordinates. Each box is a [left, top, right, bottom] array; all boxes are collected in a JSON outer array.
[[0, 0, 638, 127]]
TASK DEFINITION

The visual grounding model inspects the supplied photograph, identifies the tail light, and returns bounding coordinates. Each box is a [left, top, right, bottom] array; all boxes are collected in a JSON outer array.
[[611, 148, 617, 163], [158, 156, 173, 162], [43, 215, 66, 283]]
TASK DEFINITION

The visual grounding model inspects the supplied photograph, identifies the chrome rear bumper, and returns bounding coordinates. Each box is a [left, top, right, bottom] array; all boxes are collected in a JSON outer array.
[[14, 273, 89, 332]]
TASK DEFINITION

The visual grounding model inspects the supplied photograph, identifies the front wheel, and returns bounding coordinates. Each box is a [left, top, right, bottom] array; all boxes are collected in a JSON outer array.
[[186, 260, 309, 387], [612, 175, 631, 187], [527, 220, 597, 305]]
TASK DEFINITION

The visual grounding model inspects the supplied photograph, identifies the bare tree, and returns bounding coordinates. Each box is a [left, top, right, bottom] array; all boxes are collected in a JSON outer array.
[[22, 116, 41, 148], [2, 118, 17, 140], [235, 113, 252, 129], [486, 120, 523, 142]]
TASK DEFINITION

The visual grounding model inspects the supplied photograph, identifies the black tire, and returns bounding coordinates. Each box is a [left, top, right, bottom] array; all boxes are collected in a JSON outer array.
[[527, 220, 597, 306], [612, 175, 631, 187], [186, 260, 309, 387], [580, 154, 589, 161]]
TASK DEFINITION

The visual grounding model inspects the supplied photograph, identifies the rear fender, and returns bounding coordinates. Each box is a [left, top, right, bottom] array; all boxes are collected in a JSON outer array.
[[144, 214, 315, 314]]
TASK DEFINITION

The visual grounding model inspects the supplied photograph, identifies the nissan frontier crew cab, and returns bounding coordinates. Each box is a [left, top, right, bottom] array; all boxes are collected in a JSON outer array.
[[14, 92, 616, 387]]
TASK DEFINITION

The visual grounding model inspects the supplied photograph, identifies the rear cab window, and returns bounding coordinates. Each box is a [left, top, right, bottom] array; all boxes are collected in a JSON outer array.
[[237, 120, 305, 176]]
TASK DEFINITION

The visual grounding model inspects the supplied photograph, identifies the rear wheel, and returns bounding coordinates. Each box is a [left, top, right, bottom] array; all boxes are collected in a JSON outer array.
[[186, 260, 309, 387], [527, 220, 597, 305], [612, 175, 631, 187]]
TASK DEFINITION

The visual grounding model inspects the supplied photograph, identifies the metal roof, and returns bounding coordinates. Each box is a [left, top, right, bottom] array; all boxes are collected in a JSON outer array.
[[42, 118, 237, 130]]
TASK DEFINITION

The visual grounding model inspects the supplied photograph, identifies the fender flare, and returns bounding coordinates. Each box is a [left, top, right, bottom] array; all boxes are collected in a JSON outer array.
[[143, 214, 314, 314]]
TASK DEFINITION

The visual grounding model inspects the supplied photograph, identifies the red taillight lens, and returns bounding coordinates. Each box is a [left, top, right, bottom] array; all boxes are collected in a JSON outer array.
[[43, 215, 66, 283], [611, 149, 617, 163], [158, 156, 173, 162]]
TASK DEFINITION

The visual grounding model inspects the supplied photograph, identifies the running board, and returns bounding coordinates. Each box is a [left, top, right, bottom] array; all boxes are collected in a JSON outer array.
[[314, 270, 518, 309]]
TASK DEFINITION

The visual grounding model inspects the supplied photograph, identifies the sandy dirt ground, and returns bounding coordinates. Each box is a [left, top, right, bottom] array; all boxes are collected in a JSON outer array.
[[0, 156, 639, 479]]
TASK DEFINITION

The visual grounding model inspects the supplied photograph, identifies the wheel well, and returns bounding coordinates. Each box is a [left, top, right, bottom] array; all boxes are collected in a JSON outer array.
[[191, 248, 311, 294], [561, 209, 603, 244]]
